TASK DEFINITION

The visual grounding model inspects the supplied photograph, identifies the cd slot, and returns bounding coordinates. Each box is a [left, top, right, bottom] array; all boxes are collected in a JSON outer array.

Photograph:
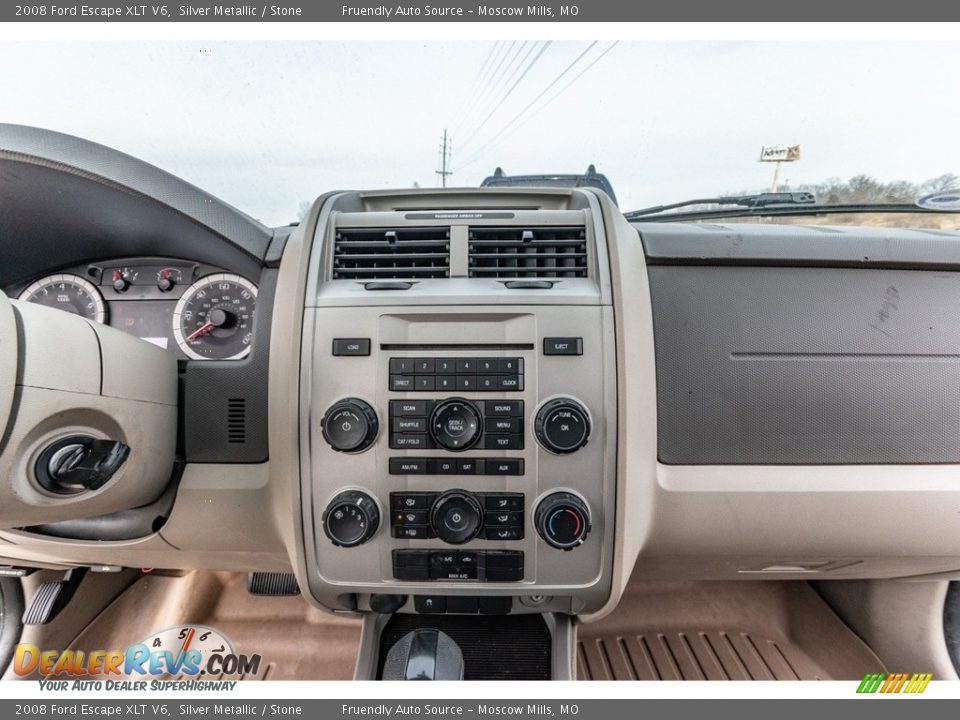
[[380, 343, 534, 351]]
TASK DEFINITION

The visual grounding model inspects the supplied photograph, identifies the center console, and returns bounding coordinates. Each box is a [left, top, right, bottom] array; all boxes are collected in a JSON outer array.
[[296, 188, 622, 623]]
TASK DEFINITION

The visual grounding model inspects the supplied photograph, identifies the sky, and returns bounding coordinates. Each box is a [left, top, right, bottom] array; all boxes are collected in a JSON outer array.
[[2, 40, 959, 226]]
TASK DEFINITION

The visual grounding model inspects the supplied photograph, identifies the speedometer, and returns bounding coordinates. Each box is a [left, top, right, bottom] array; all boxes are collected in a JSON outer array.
[[172, 273, 257, 360], [17, 273, 107, 323]]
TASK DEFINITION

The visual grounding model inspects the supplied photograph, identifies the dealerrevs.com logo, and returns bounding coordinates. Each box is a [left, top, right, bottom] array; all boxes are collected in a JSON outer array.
[[14, 625, 263, 686]]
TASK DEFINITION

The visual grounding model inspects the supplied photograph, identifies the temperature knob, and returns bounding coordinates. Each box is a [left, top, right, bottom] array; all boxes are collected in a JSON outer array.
[[430, 490, 483, 544], [321, 398, 379, 453], [535, 492, 591, 550], [534, 398, 591, 454], [322, 490, 380, 547]]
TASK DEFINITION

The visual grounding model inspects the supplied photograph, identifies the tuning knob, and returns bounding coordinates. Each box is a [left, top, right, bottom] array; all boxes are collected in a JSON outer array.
[[430, 490, 484, 545], [323, 490, 380, 547], [535, 492, 591, 550], [321, 398, 379, 452], [534, 398, 591, 454]]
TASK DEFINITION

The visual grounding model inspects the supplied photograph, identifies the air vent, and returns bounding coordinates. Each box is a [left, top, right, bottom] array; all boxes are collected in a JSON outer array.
[[468, 226, 588, 278], [227, 398, 246, 444], [333, 228, 450, 280]]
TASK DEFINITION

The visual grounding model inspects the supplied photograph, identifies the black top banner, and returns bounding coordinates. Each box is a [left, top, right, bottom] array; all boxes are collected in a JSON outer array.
[[4, 0, 960, 22]]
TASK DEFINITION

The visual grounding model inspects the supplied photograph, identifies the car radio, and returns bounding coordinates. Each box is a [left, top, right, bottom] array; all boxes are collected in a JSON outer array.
[[298, 194, 620, 615]]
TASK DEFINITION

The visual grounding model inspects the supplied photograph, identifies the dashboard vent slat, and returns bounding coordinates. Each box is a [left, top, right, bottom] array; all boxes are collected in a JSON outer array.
[[468, 226, 588, 279], [333, 228, 450, 280], [227, 398, 246, 445]]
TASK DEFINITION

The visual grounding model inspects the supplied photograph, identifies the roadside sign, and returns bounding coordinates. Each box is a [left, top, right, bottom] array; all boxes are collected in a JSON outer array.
[[759, 145, 801, 162]]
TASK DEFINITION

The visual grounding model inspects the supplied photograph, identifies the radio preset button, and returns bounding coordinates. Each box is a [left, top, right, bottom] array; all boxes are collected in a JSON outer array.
[[415, 358, 436, 373], [415, 376, 436, 391], [389, 358, 416, 374]]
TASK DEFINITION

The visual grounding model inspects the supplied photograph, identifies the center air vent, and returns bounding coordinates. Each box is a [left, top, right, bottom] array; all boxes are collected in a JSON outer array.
[[468, 226, 588, 278], [333, 228, 450, 280]]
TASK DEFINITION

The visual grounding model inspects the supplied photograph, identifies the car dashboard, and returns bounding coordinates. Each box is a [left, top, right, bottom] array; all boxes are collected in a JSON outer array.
[[3, 123, 960, 643]]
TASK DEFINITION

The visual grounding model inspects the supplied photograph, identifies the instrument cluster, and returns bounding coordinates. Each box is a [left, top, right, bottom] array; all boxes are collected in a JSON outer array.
[[13, 258, 258, 361]]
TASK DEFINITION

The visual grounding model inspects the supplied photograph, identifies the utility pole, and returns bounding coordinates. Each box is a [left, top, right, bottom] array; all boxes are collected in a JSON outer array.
[[436, 129, 452, 188]]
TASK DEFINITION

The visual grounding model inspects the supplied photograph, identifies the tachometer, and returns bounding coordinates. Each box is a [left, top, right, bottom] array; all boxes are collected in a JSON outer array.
[[17, 273, 107, 323], [172, 273, 257, 360]]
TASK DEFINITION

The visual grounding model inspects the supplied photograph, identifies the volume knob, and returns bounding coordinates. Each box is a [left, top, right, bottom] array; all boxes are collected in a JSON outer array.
[[321, 398, 379, 453]]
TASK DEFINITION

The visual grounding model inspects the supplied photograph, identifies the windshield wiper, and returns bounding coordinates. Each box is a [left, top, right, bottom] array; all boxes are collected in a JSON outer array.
[[625, 200, 953, 223], [624, 192, 817, 221]]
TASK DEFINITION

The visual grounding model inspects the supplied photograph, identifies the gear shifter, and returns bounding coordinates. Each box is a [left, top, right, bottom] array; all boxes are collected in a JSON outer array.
[[381, 629, 464, 680]]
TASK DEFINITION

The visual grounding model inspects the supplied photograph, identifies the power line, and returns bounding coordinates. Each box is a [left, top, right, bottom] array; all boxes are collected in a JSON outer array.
[[453, 41, 599, 171], [454, 41, 618, 173], [458, 40, 527, 139], [494, 41, 620, 148], [456, 41, 553, 155], [447, 41, 503, 136]]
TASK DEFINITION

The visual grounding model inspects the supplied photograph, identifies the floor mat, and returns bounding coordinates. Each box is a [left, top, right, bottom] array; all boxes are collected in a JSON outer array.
[[65, 571, 362, 680], [576, 580, 885, 680]]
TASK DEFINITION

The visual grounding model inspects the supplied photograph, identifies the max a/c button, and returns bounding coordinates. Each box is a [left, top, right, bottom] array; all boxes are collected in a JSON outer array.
[[332, 338, 371, 356], [543, 337, 583, 356]]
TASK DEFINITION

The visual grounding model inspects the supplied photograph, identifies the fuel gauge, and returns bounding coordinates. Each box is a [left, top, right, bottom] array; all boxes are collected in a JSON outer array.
[[110, 267, 139, 292]]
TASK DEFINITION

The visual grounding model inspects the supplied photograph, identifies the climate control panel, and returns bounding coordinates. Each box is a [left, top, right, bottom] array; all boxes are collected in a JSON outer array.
[[390, 490, 526, 543]]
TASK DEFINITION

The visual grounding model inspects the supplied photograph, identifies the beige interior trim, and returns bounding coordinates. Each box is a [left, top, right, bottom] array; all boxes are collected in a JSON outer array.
[[817, 579, 958, 680], [578, 578, 885, 680]]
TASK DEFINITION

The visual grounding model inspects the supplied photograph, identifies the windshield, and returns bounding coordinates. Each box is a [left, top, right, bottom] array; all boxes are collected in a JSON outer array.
[[2, 40, 959, 226]]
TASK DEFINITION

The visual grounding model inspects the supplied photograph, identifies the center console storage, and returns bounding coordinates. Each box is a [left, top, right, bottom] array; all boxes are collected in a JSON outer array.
[[296, 188, 622, 618], [353, 612, 574, 680]]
